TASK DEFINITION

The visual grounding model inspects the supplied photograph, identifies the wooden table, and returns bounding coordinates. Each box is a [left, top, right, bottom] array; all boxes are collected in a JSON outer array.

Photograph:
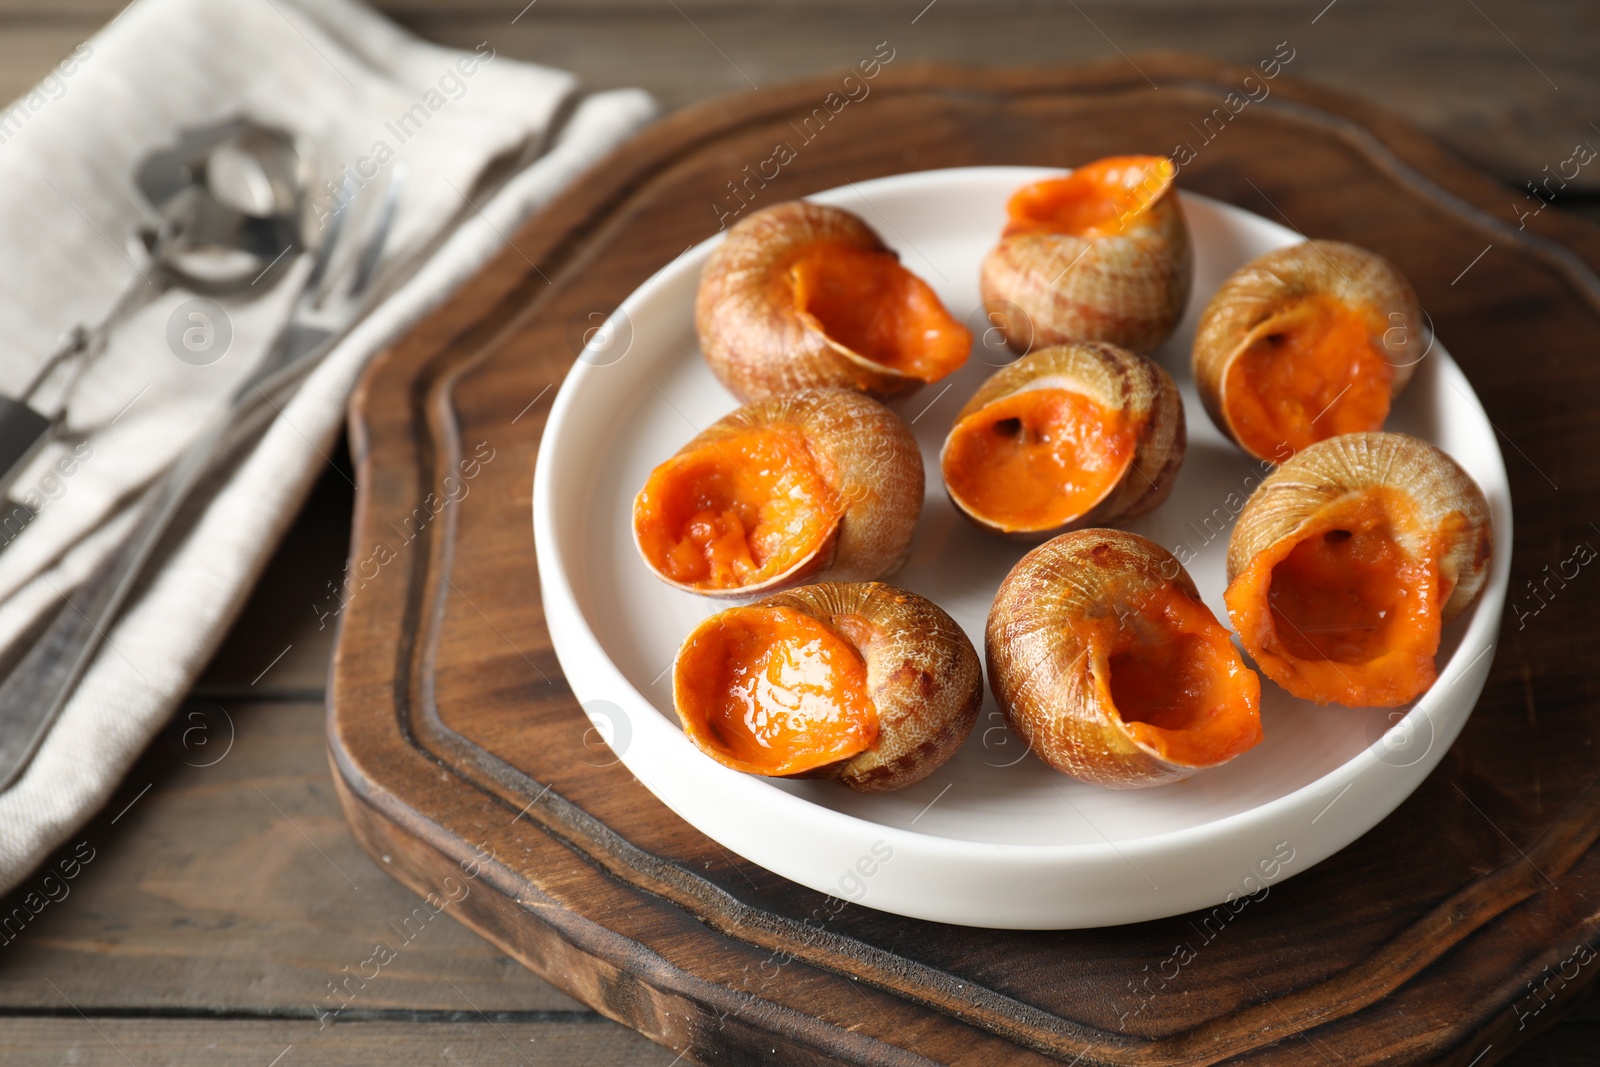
[[0, 2, 1596, 1063]]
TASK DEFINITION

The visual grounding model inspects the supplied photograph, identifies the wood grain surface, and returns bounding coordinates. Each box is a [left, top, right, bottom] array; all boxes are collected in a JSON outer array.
[[327, 55, 1600, 1066], [0, 461, 676, 1062]]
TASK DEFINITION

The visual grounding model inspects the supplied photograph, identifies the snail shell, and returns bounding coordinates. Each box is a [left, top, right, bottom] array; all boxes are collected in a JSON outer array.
[[979, 156, 1193, 355], [987, 529, 1263, 789], [673, 582, 983, 793], [940, 342, 1185, 539], [1224, 432, 1492, 708], [1192, 239, 1423, 462], [695, 200, 971, 402], [633, 388, 923, 598]]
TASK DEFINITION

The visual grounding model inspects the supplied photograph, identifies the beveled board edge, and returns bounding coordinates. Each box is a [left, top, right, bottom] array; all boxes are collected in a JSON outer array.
[[330, 55, 1600, 1066]]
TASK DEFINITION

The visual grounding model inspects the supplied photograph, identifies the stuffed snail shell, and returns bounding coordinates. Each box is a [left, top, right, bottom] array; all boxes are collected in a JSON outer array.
[[940, 342, 1184, 538], [1225, 432, 1492, 707], [988, 529, 1263, 789], [1193, 240, 1423, 463], [633, 388, 922, 597], [674, 582, 982, 792], [980, 155, 1193, 355], [696, 200, 971, 401]]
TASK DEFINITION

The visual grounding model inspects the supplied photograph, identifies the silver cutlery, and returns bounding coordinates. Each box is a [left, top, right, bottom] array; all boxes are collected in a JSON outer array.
[[0, 162, 406, 790], [0, 121, 312, 506]]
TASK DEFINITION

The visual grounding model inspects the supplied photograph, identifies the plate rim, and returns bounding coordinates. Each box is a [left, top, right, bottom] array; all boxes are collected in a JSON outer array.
[[532, 164, 1513, 926]]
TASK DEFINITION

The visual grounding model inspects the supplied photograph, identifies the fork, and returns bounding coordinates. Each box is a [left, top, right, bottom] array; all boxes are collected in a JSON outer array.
[[0, 164, 406, 790]]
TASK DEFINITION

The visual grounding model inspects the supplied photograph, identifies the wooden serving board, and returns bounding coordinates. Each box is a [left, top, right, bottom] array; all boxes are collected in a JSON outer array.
[[328, 56, 1600, 1065]]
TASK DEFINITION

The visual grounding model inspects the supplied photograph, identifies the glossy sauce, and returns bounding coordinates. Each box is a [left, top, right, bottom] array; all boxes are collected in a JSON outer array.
[[1222, 294, 1394, 457], [634, 428, 840, 590], [674, 606, 878, 776], [1226, 488, 1443, 707], [1099, 583, 1263, 768], [1002, 155, 1176, 239], [790, 243, 970, 381], [942, 387, 1136, 532]]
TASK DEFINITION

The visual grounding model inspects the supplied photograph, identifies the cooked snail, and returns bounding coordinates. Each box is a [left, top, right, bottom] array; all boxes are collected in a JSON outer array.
[[674, 582, 983, 792], [1192, 239, 1423, 463], [695, 200, 971, 401], [979, 155, 1193, 355], [987, 529, 1263, 789], [632, 388, 923, 597], [1225, 432, 1492, 708], [940, 342, 1184, 539]]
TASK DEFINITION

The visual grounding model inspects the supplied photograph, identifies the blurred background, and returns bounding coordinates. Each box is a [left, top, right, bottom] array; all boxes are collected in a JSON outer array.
[[6, 0, 1596, 208]]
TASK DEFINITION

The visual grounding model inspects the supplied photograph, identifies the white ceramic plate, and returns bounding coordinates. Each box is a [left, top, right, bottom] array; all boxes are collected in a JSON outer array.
[[533, 166, 1512, 930]]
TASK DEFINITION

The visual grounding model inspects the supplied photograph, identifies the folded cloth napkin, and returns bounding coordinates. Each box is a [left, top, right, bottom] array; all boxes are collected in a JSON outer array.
[[0, 0, 656, 893]]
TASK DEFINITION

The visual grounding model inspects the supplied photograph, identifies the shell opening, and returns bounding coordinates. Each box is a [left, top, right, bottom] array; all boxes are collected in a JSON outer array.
[[942, 387, 1136, 533], [1002, 156, 1176, 239], [634, 428, 841, 592], [673, 606, 879, 776], [1221, 294, 1395, 458], [1094, 584, 1263, 768], [791, 243, 971, 382], [1225, 487, 1443, 707]]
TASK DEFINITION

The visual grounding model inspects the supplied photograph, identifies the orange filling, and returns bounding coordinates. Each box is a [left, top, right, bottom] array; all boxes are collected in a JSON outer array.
[[634, 428, 841, 591], [1093, 584, 1262, 767], [1003, 155, 1176, 239], [674, 606, 879, 776], [1224, 489, 1443, 707], [1222, 294, 1395, 458], [942, 387, 1136, 532], [791, 243, 970, 382]]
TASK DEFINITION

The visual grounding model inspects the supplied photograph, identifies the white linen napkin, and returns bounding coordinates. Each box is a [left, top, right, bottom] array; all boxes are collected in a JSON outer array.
[[0, 0, 656, 893]]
